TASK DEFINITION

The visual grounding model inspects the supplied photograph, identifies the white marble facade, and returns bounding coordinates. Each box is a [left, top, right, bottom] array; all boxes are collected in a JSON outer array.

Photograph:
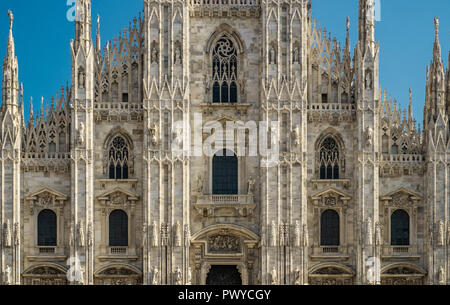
[[0, 0, 448, 285]]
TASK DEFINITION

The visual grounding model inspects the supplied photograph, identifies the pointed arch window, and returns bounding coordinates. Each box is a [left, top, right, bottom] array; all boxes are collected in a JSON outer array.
[[108, 136, 129, 180], [212, 149, 238, 195], [212, 36, 238, 103], [391, 209, 410, 246], [320, 209, 340, 246], [319, 137, 341, 179], [109, 210, 128, 247], [38, 209, 57, 246]]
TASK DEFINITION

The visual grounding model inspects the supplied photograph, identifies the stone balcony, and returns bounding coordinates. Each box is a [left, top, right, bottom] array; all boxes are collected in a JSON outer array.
[[194, 194, 256, 218], [189, 0, 261, 17], [381, 245, 421, 261]]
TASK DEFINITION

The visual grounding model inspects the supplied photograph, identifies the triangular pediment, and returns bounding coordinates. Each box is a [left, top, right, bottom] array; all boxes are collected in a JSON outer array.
[[96, 187, 139, 202], [25, 187, 68, 201], [380, 187, 422, 201], [310, 187, 352, 201]]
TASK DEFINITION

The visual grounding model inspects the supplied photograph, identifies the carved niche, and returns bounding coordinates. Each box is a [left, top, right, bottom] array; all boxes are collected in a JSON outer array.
[[97, 187, 139, 214], [310, 187, 351, 208], [381, 266, 425, 285], [25, 188, 68, 215], [309, 266, 354, 285]]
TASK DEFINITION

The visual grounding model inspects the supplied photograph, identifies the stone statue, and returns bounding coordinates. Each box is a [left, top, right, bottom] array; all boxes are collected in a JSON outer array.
[[184, 224, 191, 247], [77, 122, 85, 146], [78, 71, 85, 89], [247, 177, 255, 195], [152, 266, 159, 285], [78, 221, 85, 248], [142, 223, 148, 248], [8, 10, 13, 31], [438, 220, 445, 246], [303, 224, 309, 247], [174, 221, 182, 247], [269, 46, 276, 65], [196, 175, 203, 194], [4, 265, 11, 285], [375, 222, 382, 246], [186, 267, 192, 285], [271, 267, 278, 285], [174, 47, 182, 65], [152, 221, 159, 247], [270, 221, 277, 247], [366, 217, 373, 245], [149, 123, 159, 146], [294, 268, 301, 285], [439, 266, 446, 285], [78, 266, 85, 285], [365, 126, 373, 147], [4, 220, 11, 248], [14, 222, 19, 246], [151, 46, 158, 64], [69, 225, 74, 247], [294, 220, 301, 248], [292, 125, 301, 147], [174, 266, 182, 285], [87, 222, 93, 247], [439, 266, 447, 285], [365, 70, 373, 90], [293, 47, 299, 64]]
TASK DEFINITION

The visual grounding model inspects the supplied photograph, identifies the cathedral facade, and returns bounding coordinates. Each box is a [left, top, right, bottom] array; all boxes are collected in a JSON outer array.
[[0, 0, 449, 285]]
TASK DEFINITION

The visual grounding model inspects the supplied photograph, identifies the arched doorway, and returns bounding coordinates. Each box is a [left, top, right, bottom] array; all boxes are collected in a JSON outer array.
[[206, 265, 242, 285]]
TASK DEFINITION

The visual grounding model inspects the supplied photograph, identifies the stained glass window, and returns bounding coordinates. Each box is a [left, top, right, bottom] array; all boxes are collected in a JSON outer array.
[[319, 137, 340, 179], [38, 209, 57, 246], [108, 136, 129, 179], [109, 210, 128, 247], [321, 209, 340, 246], [391, 209, 409, 246], [212, 36, 238, 103], [212, 149, 238, 195]]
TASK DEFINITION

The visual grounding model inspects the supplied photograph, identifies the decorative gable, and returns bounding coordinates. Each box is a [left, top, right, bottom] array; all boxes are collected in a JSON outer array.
[[96, 187, 139, 207], [310, 187, 352, 207], [25, 188, 69, 215], [380, 187, 422, 207]]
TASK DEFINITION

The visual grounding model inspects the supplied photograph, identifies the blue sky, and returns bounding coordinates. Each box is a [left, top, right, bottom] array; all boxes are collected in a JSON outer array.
[[0, 0, 448, 126]]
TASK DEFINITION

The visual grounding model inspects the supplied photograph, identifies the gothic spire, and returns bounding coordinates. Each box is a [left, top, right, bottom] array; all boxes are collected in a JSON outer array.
[[96, 15, 101, 53], [74, 0, 92, 50], [2, 10, 19, 112], [433, 17, 442, 64], [345, 16, 351, 54], [358, 0, 375, 55]]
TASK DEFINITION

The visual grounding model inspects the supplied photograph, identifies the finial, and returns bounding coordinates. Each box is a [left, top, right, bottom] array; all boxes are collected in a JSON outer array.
[[346, 16, 350, 32], [434, 17, 439, 38], [97, 14, 100, 25], [8, 10, 13, 31]]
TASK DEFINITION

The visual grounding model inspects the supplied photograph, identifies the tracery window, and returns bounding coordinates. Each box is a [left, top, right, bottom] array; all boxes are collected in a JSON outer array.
[[320, 209, 340, 246], [319, 137, 341, 179], [38, 209, 57, 246], [108, 136, 129, 180], [391, 209, 410, 246], [109, 210, 128, 247], [212, 36, 238, 103], [212, 149, 238, 195]]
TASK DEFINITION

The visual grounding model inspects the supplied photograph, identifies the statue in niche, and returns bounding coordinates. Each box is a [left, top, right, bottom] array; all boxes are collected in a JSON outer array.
[[292, 125, 301, 147], [142, 223, 148, 248], [269, 45, 276, 65], [152, 266, 159, 285], [151, 45, 158, 64], [174, 266, 182, 285], [293, 46, 300, 64], [294, 221, 301, 247], [14, 223, 19, 246], [78, 70, 85, 89], [174, 222, 182, 247], [174, 46, 182, 65], [439, 266, 446, 285], [87, 222, 93, 247], [271, 267, 278, 285], [78, 266, 85, 285], [77, 221, 85, 248], [294, 269, 301, 285], [196, 175, 203, 194], [4, 220, 11, 248], [365, 70, 373, 90], [69, 225, 74, 247], [302, 224, 309, 247], [77, 122, 85, 146], [375, 222, 383, 245], [438, 220, 445, 246], [366, 217, 373, 245], [270, 221, 277, 247], [247, 177, 255, 195], [149, 123, 159, 146], [186, 267, 192, 285], [365, 126, 373, 147], [152, 221, 159, 247], [4, 265, 11, 285]]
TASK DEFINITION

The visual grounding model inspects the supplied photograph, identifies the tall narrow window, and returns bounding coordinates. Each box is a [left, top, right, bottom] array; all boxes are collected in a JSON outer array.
[[38, 209, 57, 246], [109, 210, 128, 247], [319, 137, 341, 179], [391, 209, 410, 246], [108, 136, 129, 180], [212, 36, 238, 103], [321, 209, 340, 246], [212, 149, 238, 195]]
